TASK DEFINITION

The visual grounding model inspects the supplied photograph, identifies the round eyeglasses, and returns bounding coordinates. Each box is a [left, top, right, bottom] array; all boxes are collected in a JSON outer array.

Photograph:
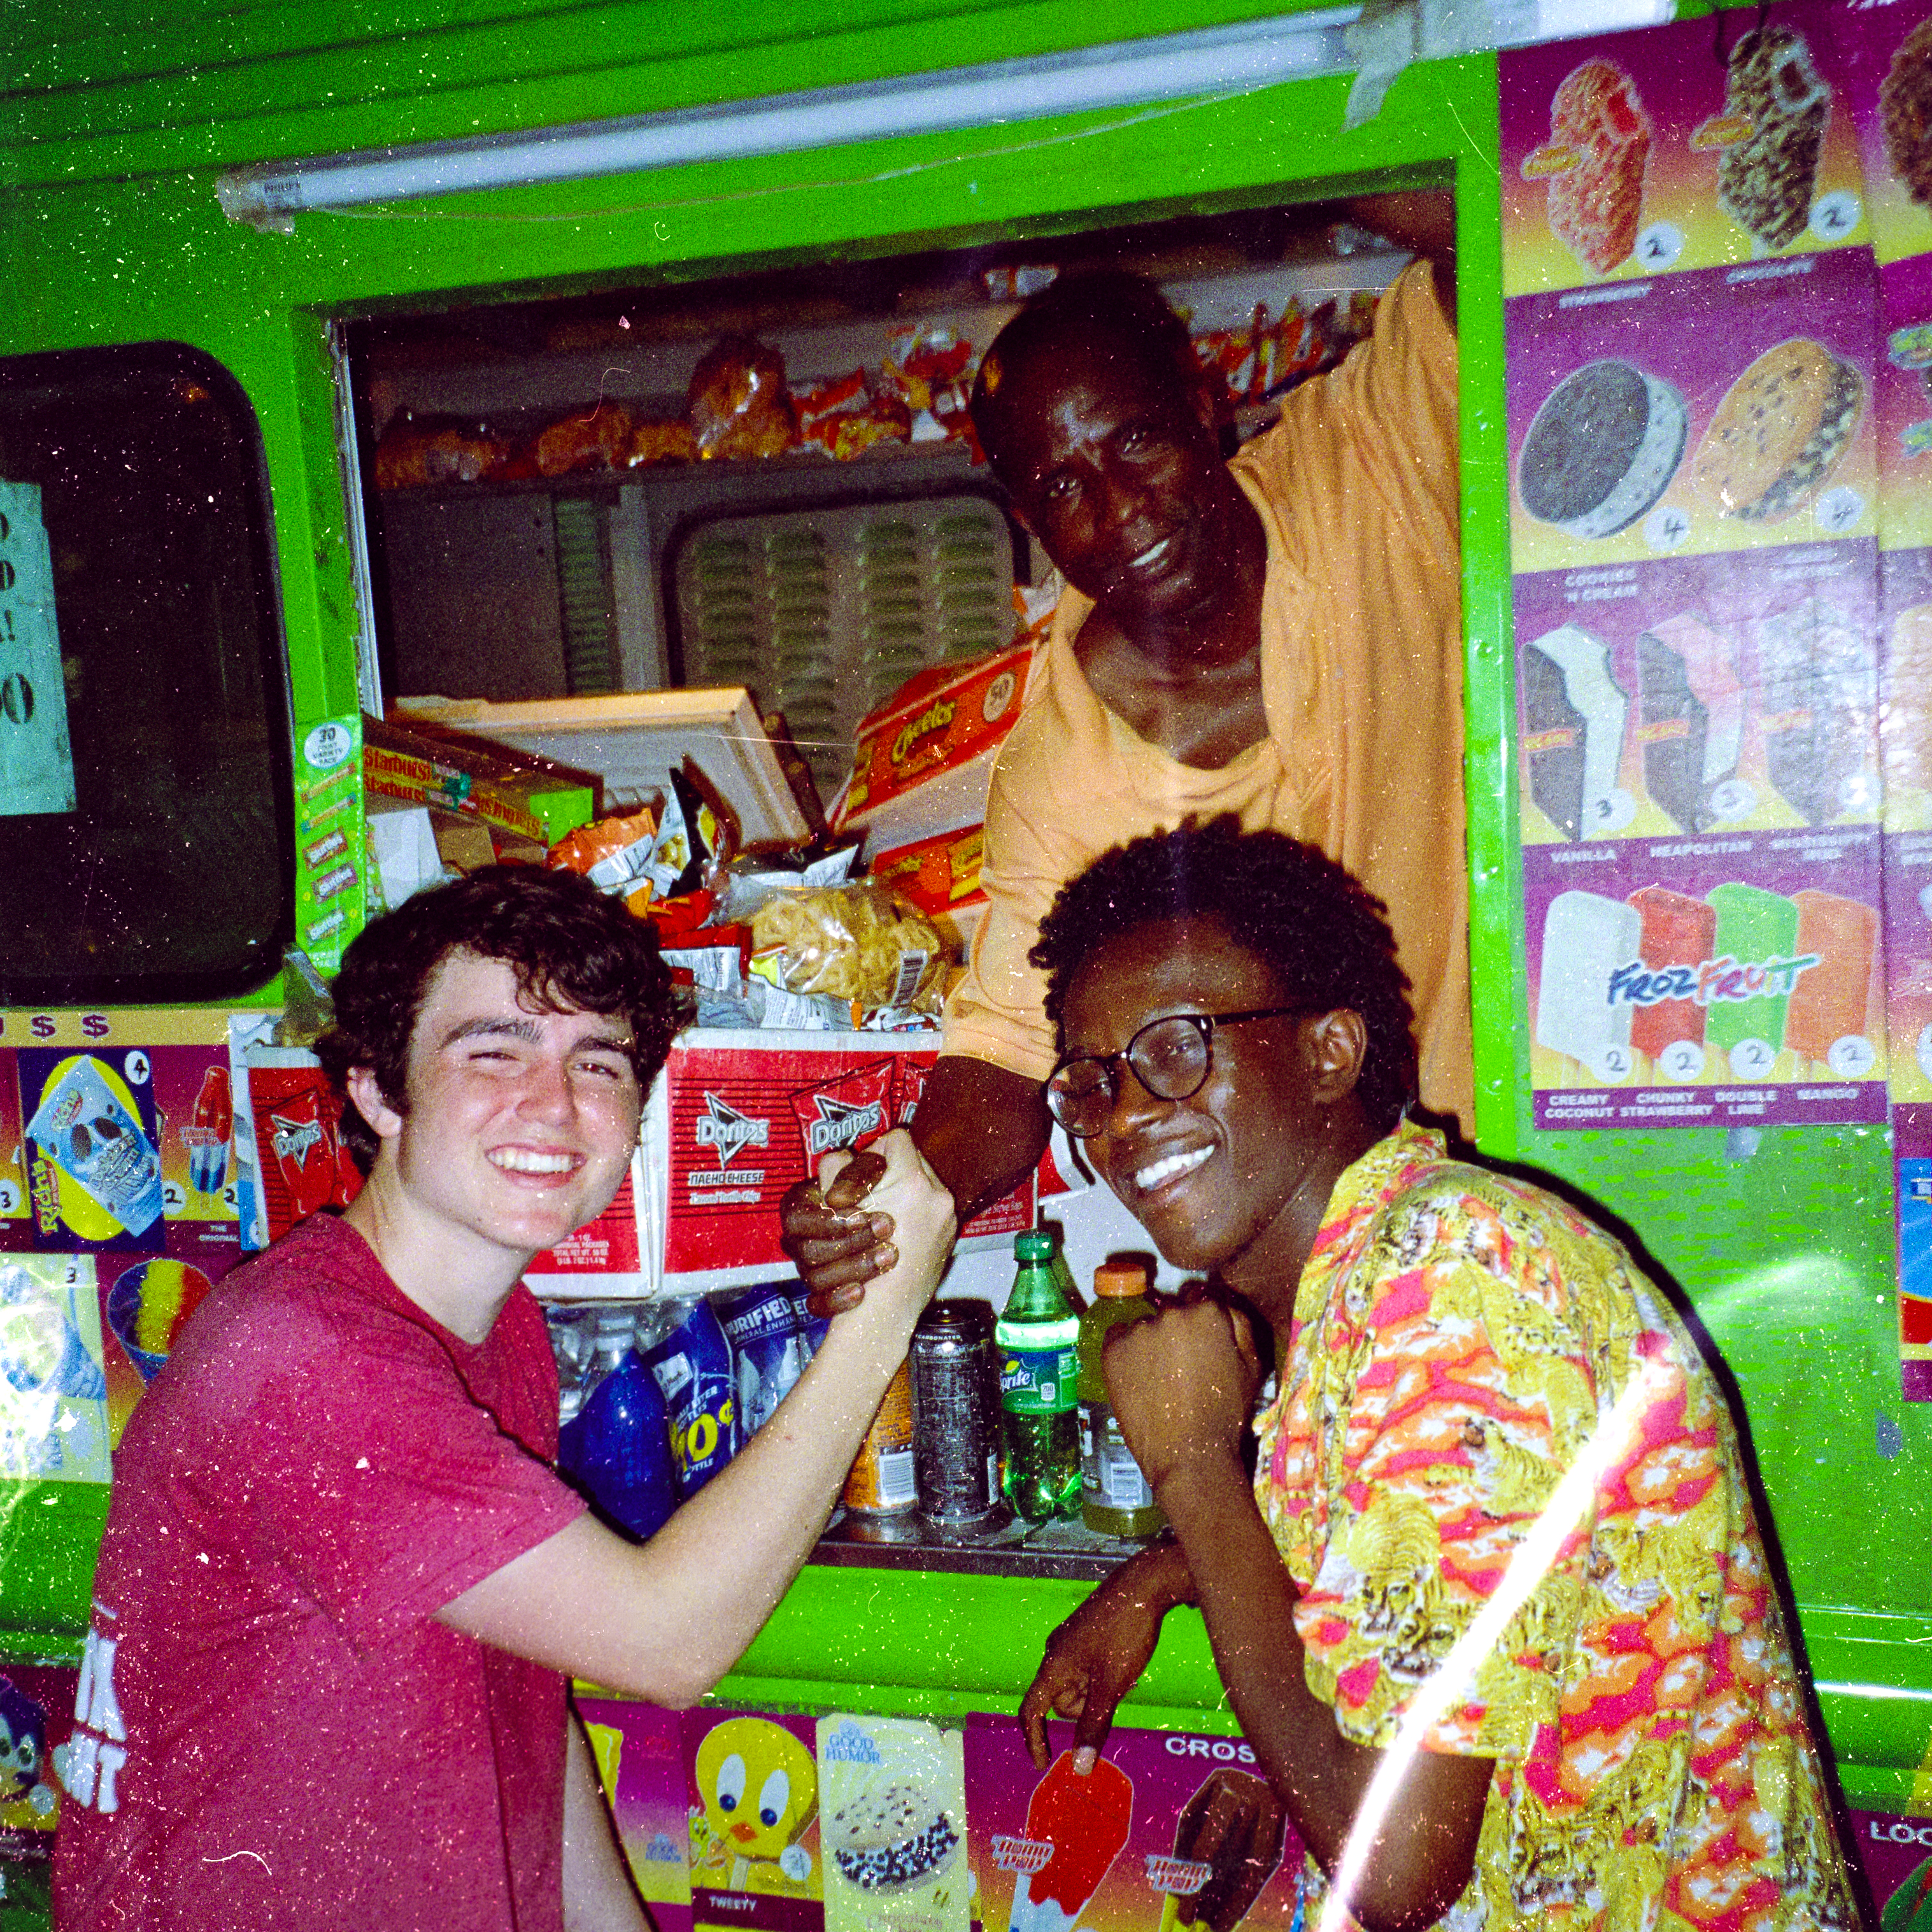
[[1044, 1006, 1307, 1138]]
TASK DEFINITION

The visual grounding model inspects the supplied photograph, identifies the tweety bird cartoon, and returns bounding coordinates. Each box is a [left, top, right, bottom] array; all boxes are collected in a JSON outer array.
[[692, 1717, 818, 1896]]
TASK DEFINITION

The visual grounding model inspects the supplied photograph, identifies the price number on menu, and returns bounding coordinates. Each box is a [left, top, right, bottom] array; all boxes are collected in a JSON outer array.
[[1644, 504, 1691, 553], [1636, 222, 1685, 271], [1590, 1044, 1633, 1084], [1815, 487, 1865, 534], [1657, 1039, 1705, 1083], [1728, 1038, 1777, 1079], [1808, 192, 1861, 241], [1826, 1034, 1876, 1079]]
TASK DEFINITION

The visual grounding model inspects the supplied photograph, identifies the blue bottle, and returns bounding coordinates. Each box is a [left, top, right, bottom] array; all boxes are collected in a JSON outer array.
[[558, 1310, 679, 1542], [642, 1298, 739, 1498]]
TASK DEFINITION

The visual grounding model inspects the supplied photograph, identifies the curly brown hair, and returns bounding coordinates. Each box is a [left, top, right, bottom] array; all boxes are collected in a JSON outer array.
[[316, 866, 688, 1166]]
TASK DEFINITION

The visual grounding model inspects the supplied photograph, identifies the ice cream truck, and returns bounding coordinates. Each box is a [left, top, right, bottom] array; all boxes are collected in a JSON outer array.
[[6, 0, 1932, 1922]]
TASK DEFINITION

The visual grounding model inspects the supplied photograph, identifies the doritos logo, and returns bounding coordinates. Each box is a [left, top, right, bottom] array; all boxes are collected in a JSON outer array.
[[269, 1113, 325, 1166], [805, 1095, 885, 1157], [694, 1093, 771, 1171], [789, 1059, 895, 1176]]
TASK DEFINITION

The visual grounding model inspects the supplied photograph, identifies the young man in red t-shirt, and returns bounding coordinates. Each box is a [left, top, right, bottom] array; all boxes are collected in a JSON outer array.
[[54, 865, 954, 1932]]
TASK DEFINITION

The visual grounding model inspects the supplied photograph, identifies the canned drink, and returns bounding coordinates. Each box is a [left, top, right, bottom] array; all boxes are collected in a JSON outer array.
[[842, 1358, 918, 1515], [909, 1300, 1002, 1526]]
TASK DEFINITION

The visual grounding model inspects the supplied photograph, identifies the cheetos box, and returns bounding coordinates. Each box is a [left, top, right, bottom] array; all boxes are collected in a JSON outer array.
[[830, 643, 1033, 848]]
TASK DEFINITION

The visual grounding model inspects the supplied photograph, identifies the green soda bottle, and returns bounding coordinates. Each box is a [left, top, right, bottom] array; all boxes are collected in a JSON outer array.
[[1077, 1261, 1165, 1538], [995, 1228, 1081, 1522]]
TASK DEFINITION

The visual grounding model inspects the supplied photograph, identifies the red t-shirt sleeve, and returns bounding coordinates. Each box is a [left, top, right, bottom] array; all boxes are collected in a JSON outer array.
[[183, 1277, 585, 1654]]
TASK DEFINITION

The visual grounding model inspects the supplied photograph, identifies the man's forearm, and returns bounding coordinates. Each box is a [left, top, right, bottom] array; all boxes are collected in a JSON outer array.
[[1158, 1456, 1491, 1932], [910, 1055, 1051, 1223], [1156, 1458, 1379, 1870]]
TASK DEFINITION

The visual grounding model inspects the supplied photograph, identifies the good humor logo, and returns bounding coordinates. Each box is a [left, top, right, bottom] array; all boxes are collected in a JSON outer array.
[[1605, 953, 1820, 1009]]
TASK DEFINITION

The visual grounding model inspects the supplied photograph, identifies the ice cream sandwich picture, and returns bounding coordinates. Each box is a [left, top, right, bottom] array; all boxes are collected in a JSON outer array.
[[1713, 25, 1832, 251], [824, 1777, 962, 1893], [1517, 359, 1687, 539], [1687, 339, 1864, 524], [1885, 22, 1932, 208]]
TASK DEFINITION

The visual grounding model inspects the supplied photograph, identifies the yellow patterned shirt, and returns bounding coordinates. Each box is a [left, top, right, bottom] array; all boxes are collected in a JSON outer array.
[[1253, 1122, 1856, 1932]]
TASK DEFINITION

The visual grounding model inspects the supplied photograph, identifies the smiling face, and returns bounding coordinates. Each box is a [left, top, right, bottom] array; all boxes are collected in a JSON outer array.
[[347, 949, 642, 1326], [990, 340, 1260, 637], [1060, 914, 1375, 1320]]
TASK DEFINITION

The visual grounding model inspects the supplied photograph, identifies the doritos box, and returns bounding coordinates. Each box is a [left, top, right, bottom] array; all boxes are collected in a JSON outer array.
[[644, 1030, 1042, 1293], [831, 644, 1033, 849], [246, 1057, 365, 1245]]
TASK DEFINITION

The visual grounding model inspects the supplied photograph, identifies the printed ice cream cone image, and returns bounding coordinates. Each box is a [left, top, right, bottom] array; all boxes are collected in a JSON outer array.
[[996, 1751, 1133, 1932], [106, 1259, 213, 1382]]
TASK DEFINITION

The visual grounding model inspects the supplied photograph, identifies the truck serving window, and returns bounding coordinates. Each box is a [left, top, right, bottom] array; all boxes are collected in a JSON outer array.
[[0, 343, 292, 1005]]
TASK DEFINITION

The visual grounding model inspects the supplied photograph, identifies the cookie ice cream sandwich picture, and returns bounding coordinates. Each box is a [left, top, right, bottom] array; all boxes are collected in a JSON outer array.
[[1688, 337, 1864, 524], [1517, 358, 1688, 539], [1884, 20, 1932, 208], [826, 1779, 962, 1893], [819, 1715, 969, 1932]]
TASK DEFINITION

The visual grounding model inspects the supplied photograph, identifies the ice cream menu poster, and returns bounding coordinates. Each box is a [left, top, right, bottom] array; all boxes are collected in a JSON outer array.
[[1502, 0, 1932, 1391], [1503, 243, 1887, 1128], [963, 1716, 1309, 1932]]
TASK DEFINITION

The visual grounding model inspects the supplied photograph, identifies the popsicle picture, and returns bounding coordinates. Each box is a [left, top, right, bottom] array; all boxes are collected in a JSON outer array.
[[1704, 882, 1800, 1073], [1536, 890, 1641, 1083], [183, 1065, 233, 1198], [998, 1751, 1133, 1932], [24, 1056, 163, 1239], [1884, 602, 1932, 827], [1538, 60, 1652, 276], [1786, 889, 1880, 1074], [1754, 599, 1877, 827], [1628, 884, 1716, 1079]]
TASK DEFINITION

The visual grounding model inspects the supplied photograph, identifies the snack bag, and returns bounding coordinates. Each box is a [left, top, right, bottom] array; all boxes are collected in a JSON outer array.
[[749, 883, 948, 1013], [798, 369, 912, 461], [548, 806, 660, 895], [687, 335, 797, 460]]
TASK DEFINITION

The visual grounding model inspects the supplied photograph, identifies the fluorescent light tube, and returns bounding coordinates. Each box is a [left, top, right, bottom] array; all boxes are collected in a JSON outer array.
[[217, 11, 1363, 225]]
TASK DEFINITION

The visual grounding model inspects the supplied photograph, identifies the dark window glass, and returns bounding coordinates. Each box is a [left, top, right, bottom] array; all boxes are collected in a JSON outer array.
[[0, 344, 292, 1004]]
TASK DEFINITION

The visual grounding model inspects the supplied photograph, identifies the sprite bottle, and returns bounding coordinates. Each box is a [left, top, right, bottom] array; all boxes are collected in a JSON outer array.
[[996, 1228, 1081, 1521]]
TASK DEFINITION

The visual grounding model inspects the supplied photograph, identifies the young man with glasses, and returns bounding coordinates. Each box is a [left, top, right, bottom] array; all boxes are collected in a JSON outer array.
[[963, 819, 1849, 1932]]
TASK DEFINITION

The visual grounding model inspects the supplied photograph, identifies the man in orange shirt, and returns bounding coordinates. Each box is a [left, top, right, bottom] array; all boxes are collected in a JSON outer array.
[[786, 195, 1467, 1297]]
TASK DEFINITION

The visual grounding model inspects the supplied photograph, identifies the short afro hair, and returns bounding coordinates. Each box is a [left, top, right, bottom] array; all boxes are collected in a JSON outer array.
[[970, 269, 1203, 487], [316, 865, 688, 1167], [1029, 818, 1417, 1133]]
